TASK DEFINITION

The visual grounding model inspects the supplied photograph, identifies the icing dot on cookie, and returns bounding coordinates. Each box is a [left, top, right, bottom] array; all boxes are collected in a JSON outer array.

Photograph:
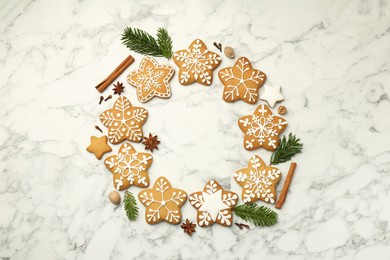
[[127, 111, 131, 116], [116, 113, 121, 117], [122, 127, 126, 131], [130, 121, 135, 125], [114, 122, 118, 126]]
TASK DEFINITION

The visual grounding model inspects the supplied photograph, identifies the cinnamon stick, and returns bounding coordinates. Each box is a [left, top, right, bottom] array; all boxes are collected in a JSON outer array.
[[95, 55, 134, 93], [275, 162, 297, 209]]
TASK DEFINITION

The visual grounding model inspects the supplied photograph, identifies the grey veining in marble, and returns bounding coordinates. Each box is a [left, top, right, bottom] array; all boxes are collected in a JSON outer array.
[[1, 0, 390, 259]]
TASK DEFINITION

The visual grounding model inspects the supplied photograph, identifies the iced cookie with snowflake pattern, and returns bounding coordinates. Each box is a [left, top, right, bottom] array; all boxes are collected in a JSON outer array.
[[234, 155, 281, 204], [238, 104, 287, 151], [188, 180, 238, 227], [104, 142, 153, 190], [138, 177, 187, 225], [127, 56, 174, 103], [99, 96, 148, 144], [218, 57, 266, 104], [173, 39, 222, 86]]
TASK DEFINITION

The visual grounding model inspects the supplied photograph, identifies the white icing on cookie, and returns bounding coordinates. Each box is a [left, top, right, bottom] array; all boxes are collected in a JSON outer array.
[[260, 84, 284, 108]]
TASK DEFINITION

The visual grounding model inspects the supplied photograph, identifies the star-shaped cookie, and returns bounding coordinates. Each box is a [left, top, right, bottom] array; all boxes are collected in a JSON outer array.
[[127, 56, 174, 103], [260, 84, 284, 107], [86, 135, 112, 159], [234, 155, 281, 204], [173, 39, 222, 86], [138, 177, 187, 225], [218, 57, 266, 104], [99, 96, 148, 144], [238, 104, 287, 151], [188, 180, 238, 227], [104, 142, 153, 190]]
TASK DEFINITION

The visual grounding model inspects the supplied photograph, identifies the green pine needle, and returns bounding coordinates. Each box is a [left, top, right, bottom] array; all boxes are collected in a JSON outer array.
[[234, 203, 278, 227], [156, 28, 173, 59], [123, 191, 139, 221], [121, 27, 173, 59], [270, 133, 303, 165]]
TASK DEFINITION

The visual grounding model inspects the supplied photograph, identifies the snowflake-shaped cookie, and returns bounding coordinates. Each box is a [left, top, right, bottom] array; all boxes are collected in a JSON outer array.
[[139, 177, 187, 225], [189, 180, 238, 227], [234, 155, 281, 204], [218, 57, 266, 104], [104, 142, 153, 190], [173, 39, 221, 86], [127, 56, 174, 103], [238, 104, 287, 151], [99, 96, 148, 144]]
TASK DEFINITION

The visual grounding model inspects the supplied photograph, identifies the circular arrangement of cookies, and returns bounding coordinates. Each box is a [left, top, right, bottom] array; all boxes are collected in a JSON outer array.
[[86, 27, 303, 235]]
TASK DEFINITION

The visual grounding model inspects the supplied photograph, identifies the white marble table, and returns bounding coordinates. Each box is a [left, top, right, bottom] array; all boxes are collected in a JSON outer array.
[[1, 0, 390, 259]]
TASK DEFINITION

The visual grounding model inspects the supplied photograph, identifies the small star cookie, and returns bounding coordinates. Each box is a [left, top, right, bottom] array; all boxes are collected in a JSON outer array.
[[127, 56, 174, 103], [86, 135, 112, 159], [99, 96, 148, 144], [238, 104, 287, 151], [104, 142, 153, 190], [173, 39, 222, 86], [138, 177, 187, 225], [188, 180, 238, 227], [218, 57, 266, 104], [260, 84, 284, 107], [234, 155, 281, 204]]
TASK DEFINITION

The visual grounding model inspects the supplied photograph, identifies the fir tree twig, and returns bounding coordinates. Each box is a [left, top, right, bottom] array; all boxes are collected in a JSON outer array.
[[270, 133, 303, 165], [121, 27, 173, 59], [156, 28, 173, 59], [234, 203, 278, 227], [123, 191, 139, 221]]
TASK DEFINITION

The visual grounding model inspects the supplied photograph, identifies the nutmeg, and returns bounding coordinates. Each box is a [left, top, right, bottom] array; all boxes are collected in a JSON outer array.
[[224, 46, 235, 59], [278, 105, 287, 115], [109, 190, 121, 205]]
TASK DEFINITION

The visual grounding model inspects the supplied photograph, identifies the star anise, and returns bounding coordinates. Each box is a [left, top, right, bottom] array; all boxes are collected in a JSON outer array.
[[112, 81, 125, 95], [181, 219, 196, 236], [142, 133, 160, 152]]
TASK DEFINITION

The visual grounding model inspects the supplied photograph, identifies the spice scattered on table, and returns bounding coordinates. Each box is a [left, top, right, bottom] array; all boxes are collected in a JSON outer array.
[[95, 55, 134, 93], [142, 133, 160, 152], [235, 222, 250, 230], [104, 95, 112, 102], [181, 219, 196, 236], [224, 46, 235, 59], [278, 105, 287, 115], [109, 190, 121, 205], [95, 125, 103, 133], [275, 162, 297, 209], [213, 42, 222, 52], [112, 82, 125, 95]]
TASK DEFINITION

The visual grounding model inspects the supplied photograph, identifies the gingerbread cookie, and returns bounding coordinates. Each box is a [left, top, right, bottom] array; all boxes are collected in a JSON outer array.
[[234, 155, 281, 204], [238, 104, 287, 151], [127, 56, 174, 103], [138, 176, 187, 225], [260, 84, 284, 108], [104, 142, 152, 190], [218, 57, 266, 104], [86, 135, 112, 159], [173, 39, 221, 86], [99, 96, 148, 144], [188, 180, 238, 227]]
